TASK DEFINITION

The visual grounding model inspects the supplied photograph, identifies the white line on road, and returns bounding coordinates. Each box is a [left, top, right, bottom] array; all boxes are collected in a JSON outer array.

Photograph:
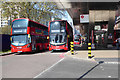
[[33, 58, 65, 78], [104, 62, 120, 64], [51, 51, 70, 55], [108, 76, 111, 78]]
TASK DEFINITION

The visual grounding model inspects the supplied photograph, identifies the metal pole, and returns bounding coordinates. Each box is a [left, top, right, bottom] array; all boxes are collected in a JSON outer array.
[[88, 43, 92, 58], [70, 41, 74, 55]]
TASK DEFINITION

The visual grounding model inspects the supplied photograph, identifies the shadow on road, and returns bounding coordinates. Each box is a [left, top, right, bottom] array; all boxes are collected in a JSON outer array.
[[51, 50, 68, 53], [77, 61, 104, 80], [1, 52, 14, 56], [15, 49, 49, 55]]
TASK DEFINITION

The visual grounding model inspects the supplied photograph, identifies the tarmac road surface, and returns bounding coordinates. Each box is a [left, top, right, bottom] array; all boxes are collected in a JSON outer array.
[[2, 51, 63, 78]]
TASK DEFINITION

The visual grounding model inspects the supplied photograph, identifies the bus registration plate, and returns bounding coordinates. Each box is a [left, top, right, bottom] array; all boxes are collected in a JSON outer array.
[[18, 51, 22, 52]]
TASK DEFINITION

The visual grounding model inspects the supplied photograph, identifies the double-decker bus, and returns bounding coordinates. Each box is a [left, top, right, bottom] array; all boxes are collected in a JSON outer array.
[[74, 34, 81, 45], [48, 20, 73, 51], [113, 16, 120, 46], [11, 18, 48, 53]]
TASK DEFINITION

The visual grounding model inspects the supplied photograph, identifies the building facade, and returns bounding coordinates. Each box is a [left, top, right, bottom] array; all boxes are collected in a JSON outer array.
[[0, 8, 9, 27]]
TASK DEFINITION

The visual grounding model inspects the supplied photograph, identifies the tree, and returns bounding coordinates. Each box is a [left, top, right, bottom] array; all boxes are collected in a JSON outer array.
[[0, 25, 11, 34], [1, 2, 65, 24]]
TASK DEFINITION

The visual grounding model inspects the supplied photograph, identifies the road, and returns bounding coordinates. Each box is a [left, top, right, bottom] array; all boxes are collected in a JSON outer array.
[[1, 50, 119, 80], [2, 51, 63, 78], [35, 57, 118, 79]]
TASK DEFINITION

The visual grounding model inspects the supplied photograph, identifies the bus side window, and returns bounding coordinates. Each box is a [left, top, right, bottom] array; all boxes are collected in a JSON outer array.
[[29, 21, 34, 27]]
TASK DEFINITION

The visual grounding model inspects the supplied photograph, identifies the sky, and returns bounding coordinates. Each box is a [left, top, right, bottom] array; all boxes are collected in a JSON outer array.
[[61, 11, 80, 35], [62, 11, 73, 27]]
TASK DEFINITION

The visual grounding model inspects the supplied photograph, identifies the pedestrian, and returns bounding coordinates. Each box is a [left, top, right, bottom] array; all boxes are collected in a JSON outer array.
[[116, 38, 120, 50]]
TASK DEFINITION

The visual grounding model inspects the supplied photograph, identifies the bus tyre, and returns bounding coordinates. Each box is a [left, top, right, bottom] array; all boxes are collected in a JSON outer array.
[[43, 45, 45, 51], [68, 42, 70, 50], [36, 46, 39, 52], [51, 50, 54, 53]]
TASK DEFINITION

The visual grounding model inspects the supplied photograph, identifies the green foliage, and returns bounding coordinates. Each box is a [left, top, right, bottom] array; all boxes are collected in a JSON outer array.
[[1, 2, 65, 24], [0, 27, 2, 34], [0, 25, 11, 34]]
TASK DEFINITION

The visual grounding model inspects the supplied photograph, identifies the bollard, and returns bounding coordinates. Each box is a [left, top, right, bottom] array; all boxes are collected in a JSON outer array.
[[70, 42, 74, 55], [88, 43, 92, 58]]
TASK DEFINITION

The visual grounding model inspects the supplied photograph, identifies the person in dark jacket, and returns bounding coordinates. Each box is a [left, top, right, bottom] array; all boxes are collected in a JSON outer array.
[[116, 38, 120, 50]]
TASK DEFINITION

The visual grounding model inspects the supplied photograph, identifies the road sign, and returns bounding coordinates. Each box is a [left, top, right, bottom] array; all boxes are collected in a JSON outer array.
[[80, 14, 89, 23]]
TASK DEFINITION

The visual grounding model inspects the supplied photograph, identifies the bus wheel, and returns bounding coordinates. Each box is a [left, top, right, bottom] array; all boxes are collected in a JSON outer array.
[[68, 42, 70, 50], [42, 45, 45, 51], [36, 46, 39, 52], [51, 50, 54, 53]]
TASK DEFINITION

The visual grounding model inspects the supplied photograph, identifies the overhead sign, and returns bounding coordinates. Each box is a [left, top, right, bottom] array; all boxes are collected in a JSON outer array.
[[95, 25, 101, 30], [80, 14, 89, 23]]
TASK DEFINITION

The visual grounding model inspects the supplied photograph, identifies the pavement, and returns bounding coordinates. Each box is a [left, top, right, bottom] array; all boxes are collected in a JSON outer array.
[[66, 50, 119, 62], [1, 48, 119, 61], [66, 43, 120, 61]]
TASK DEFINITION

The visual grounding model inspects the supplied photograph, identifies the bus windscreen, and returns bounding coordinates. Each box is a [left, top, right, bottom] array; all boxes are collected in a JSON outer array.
[[12, 19, 28, 28], [11, 35, 28, 46], [50, 21, 66, 33], [50, 34, 67, 44]]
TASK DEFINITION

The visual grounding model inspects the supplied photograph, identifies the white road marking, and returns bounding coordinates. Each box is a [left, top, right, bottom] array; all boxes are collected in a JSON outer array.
[[104, 62, 120, 64], [51, 51, 69, 55], [108, 76, 111, 78], [33, 58, 65, 78], [51, 53, 64, 54]]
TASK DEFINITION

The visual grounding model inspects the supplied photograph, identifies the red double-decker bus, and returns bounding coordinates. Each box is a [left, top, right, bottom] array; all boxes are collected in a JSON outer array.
[[74, 34, 81, 45], [48, 20, 73, 51], [11, 18, 48, 53], [113, 30, 120, 46]]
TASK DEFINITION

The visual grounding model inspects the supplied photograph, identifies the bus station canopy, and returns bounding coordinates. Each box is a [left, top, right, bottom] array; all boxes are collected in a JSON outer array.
[[54, 0, 119, 25]]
